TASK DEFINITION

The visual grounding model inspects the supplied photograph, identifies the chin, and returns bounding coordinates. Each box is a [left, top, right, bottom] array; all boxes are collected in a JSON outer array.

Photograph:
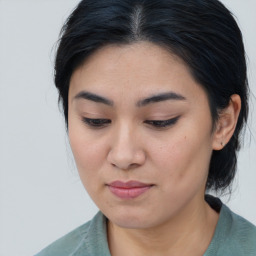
[[105, 207, 161, 230], [112, 217, 151, 229]]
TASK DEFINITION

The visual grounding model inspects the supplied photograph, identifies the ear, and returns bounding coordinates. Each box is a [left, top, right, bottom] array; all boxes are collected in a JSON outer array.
[[212, 94, 241, 150]]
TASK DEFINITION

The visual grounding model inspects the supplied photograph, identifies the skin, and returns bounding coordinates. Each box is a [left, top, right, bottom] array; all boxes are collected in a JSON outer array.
[[68, 42, 241, 256]]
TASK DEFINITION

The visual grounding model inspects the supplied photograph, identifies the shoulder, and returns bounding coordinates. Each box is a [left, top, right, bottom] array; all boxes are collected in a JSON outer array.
[[218, 204, 256, 255], [226, 206, 256, 250], [35, 220, 91, 256], [35, 211, 109, 256]]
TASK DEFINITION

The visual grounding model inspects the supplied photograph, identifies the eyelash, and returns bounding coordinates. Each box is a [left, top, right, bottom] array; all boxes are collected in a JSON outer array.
[[82, 118, 111, 128], [144, 117, 180, 128], [82, 117, 180, 129]]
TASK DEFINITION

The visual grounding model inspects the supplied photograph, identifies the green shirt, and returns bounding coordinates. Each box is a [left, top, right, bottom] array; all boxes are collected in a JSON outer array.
[[36, 199, 256, 256]]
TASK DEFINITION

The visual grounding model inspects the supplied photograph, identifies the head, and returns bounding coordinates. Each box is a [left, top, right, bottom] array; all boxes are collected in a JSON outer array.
[[54, 0, 248, 227]]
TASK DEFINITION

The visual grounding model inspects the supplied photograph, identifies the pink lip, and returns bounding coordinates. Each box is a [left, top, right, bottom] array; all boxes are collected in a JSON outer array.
[[108, 180, 153, 199]]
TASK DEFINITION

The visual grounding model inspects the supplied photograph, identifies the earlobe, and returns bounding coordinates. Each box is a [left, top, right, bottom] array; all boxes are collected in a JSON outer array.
[[212, 94, 241, 150]]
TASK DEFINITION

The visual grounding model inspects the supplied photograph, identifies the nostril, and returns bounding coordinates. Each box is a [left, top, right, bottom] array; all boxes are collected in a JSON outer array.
[[129, 163, 140, 169]]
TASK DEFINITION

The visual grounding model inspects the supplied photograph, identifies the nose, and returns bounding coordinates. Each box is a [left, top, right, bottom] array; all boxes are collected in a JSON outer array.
[[107, 123, 146, 170]]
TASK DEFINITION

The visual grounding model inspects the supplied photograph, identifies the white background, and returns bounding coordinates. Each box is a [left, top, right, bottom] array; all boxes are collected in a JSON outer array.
[[0, 0, 255, 255]]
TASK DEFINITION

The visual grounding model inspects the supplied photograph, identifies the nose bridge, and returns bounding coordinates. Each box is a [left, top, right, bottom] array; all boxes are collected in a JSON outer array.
[[107, 119, 145, 169], [112, 120, 137, 156], [115, 120, 134, 144]]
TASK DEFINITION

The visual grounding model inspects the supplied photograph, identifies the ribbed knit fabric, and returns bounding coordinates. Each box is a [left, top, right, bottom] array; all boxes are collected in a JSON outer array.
[[35, 197, 256, 256], [204, 203, 256, 256]]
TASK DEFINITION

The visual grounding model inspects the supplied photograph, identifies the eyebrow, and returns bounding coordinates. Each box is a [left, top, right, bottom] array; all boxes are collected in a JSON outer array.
[[73, 91, 186, 107], [74, 91, 114, 106], [136, 92, 186, 107]]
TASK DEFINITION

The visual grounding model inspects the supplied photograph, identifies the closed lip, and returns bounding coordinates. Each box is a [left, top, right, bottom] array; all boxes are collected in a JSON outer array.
[[107, 180, 153, 199], [108, 180, 153, 188]]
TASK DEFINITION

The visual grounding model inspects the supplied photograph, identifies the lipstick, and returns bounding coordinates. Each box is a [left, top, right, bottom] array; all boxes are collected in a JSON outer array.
[[108, 180, 153, 199]]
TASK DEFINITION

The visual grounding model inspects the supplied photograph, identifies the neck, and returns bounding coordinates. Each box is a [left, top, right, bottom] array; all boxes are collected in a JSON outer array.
[[107, 197, 219, 256]]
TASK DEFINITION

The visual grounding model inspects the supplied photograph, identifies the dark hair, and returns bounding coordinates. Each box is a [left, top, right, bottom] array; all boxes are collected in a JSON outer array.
[[54, 0, 249, 192]]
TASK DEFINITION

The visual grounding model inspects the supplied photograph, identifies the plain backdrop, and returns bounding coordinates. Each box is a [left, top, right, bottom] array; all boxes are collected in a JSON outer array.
[[0, 0, 255, 255]]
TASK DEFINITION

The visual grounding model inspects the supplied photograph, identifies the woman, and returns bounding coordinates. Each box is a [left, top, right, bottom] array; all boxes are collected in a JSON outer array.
[[36, 0, 256, 255]]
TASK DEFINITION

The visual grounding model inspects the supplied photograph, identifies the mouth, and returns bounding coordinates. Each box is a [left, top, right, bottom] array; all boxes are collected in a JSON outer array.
[[107, 180, 154, 199]]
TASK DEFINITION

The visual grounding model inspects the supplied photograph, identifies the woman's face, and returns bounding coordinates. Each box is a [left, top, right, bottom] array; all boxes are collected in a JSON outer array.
[[68, 42, 216, 229]]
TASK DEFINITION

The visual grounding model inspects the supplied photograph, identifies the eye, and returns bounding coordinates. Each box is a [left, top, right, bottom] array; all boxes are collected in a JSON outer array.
[[144, 116, 180, 128], [82, 118, 111, 128]]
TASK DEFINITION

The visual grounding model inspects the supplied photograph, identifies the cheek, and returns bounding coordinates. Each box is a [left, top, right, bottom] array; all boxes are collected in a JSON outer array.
[[68, 126, 106, 186], [150, 135, 189, 172], [69, 131, 109, 206], [151, 132, 212, 188]]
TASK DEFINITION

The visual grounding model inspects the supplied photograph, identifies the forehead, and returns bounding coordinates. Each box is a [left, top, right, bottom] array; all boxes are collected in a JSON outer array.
[[69, 41, 205, 103]]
